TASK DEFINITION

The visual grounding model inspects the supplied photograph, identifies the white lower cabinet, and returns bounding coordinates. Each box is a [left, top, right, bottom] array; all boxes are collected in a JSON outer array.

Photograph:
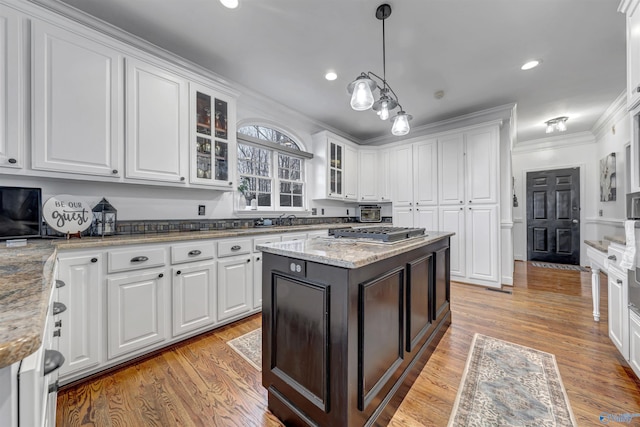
[[608, 266, 629, 360], [253, 253, 263, 309], [107, 269, 167, 359], [172, 261, 216, 337], [393, 206, 438, 230], [56, 253, 102, 378], [466, 205, 499, 283], [439, 207, 466, 277], [629, 308, 640, 378], [217, 256, 253, 322]]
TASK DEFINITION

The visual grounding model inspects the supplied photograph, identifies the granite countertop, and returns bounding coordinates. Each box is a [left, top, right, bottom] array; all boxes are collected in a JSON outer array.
[[0, 240, 56, 369], [604, 235, 626, 246], [0, 223, 353, 368], [585, 240, 608, 253], [257, 232, 454, 269]]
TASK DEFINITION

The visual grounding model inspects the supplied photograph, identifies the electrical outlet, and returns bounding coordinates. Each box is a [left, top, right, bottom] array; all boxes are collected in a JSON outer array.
[[347, 209, 349, 215], [321, 208, 325, 215], [599, 209, 603, 217], [311, 208, 317, 215], [198, 205, 205, 216]]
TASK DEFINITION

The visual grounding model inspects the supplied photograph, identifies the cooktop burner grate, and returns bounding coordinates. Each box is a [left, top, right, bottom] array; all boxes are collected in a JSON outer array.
[[333, 227, 426, 242]]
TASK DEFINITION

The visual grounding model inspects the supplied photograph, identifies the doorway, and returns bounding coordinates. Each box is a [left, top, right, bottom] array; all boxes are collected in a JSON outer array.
[[526, 167, 580, 264]]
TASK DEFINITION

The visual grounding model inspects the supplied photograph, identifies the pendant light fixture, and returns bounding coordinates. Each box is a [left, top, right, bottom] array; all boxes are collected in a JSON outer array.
[[347, 4, 412, 136]]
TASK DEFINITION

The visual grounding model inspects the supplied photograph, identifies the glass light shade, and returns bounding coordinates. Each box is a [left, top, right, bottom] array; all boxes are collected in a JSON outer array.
[[556, 119, 567, 132], [391, 112, 411, 136], [350, 80, 375, 111], [545, 123, 554, 133], [379, 100, 390, 120]]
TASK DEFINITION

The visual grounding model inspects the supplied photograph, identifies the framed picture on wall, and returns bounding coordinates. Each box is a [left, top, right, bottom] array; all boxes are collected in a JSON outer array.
[[600, 152, 616, 202]]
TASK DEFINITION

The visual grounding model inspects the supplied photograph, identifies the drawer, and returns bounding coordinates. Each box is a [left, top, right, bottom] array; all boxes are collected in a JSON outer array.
[[607, 243, 626, 271], [281, 233, 307, 242], [171, 241, 215, 264], [218, 239, 252, 257], [253, 235, 282, 252], [108, 246, 166, 273]]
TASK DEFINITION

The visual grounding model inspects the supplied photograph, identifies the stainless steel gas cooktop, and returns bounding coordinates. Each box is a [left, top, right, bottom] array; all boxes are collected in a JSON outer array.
[[332, 226, 426, 243]]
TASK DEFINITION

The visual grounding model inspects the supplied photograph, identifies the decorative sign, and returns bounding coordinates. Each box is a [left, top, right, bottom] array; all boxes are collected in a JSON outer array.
[[42, 195, 92, 235]]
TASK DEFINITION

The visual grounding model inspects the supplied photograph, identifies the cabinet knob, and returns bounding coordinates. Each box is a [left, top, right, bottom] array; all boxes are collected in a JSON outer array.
[[229, 182, 233, 186], [158, 273, 164, 278], [636, 85, 640, 93], [469, 200, 472, 203], [176, 270, 181, 275], [256, 257, 260, 261], [459, 200, 463, 204], [112, 169, 118, 174], [8, 158, 16, 164], [608, 255, 617, 261], [91, 257, 98, 263], [469, 207, 472, 210], [416, 202, 419, 205], [247, 259, 251, 263], [180, 176, 185, 181], [460, 207, 463, 210], [617, 279, 623, 284], [409, 202, 412, 206]]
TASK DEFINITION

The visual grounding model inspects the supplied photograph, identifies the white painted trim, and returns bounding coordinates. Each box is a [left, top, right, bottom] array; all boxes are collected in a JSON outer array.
[[591, 91, 628, 141], [584, 217, 625, 227], [513, 217, 524, 223], [619, 0, 640, 15], [500, 221, 514, 228], [364, 103, 515, 146], [513, 132, 596, 153]]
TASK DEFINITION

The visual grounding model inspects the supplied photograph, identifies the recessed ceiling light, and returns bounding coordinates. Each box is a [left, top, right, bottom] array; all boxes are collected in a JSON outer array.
[[325, 72, 337, 81], [220, 0, 238, 9], [521, 60, 541, 70]]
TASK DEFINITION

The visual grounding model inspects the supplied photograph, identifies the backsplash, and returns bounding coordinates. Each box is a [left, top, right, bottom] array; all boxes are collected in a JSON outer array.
[[41, 216, 395, 237]]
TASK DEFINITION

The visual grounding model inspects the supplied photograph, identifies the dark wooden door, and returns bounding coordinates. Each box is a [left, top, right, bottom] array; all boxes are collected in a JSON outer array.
[[526, 168, 580, 264]]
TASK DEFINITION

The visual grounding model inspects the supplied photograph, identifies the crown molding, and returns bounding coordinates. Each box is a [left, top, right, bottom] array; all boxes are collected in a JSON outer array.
[[591, 90, 628, 140], [512, 131, 596, 154], [618, 0, 639, 15], [362, 103, 517, 146]]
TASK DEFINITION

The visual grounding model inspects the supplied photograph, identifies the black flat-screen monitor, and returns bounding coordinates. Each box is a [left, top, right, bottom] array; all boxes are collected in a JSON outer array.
[[0, 186, 42, 239]]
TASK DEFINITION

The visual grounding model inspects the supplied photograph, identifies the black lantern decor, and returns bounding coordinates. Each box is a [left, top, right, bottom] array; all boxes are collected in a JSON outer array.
[[92, 198, 117, 237]]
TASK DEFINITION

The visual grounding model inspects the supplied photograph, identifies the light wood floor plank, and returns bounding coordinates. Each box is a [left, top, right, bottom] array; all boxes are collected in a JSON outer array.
[[57, 261, 640, 426]]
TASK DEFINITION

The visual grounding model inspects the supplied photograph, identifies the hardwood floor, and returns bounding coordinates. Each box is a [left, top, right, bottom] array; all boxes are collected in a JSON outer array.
[[57, 261, 640, 426]]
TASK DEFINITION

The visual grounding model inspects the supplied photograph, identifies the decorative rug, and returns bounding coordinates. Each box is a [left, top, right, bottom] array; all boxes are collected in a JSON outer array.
[[531, 262, 589, 272], [226, 328, 262, 371], [448, 334, 577, 427]]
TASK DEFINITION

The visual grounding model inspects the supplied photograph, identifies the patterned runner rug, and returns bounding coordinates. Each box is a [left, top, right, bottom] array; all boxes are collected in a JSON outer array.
[[531, 262, 589, 272], [448, 334, 577, 427], [227, 328, 262, 371]]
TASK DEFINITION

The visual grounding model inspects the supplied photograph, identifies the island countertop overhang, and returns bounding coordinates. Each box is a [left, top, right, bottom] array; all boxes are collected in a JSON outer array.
[[256, 231, 454, 269]]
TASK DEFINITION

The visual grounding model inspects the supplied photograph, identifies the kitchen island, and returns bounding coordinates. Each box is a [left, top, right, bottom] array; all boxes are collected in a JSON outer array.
[[258, 231, 453, 427]]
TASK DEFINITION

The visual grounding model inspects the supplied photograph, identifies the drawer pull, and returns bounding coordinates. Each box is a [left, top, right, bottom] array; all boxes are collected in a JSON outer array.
[[8, 158, 17, 164], [43, 350, 65, 376], [188, 250, 202, 257], [53, 329, 61, 337], [55, 279, 66, 288], [158, 273, 164, 278], [608, 255, 617, 261], [48, 380, 59, 394], [231, 245, 242, 251], [53, 302, 67, 315], [55, 320, 62, 328], [176, 270, 181, 275], [617, 279, 623, 284], [131, 256, 149, 263]]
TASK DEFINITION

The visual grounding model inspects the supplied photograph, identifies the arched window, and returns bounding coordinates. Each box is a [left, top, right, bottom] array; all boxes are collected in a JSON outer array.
[[237, 125, 311, 211]]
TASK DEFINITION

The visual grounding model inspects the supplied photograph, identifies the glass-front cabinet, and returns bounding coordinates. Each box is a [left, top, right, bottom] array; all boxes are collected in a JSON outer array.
[[329, 139, 343, 197], [190, 83, 236, 189]]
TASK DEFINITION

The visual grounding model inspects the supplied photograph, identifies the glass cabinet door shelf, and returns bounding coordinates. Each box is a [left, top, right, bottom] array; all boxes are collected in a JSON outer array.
[[189, 83, 235, 189], [329, 140, 343, 197]]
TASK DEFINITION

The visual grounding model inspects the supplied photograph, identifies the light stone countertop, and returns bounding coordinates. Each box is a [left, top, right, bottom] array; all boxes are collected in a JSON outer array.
[[604, 235, 626, 246], [0, 223, 353, 369], [257, 232, 454, 269]]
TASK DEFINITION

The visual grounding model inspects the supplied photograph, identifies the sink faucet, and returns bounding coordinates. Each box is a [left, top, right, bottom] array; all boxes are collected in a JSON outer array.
[[277, 213, 286, 226], [287, 214, 296, 226]]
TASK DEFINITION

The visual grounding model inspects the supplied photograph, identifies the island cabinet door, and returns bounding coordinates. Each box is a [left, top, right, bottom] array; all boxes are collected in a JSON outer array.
[[406, 254, 433, 353], [433, 246, 450, 323]]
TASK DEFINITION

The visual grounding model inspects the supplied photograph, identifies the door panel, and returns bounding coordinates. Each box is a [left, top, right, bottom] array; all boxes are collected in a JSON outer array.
[[526, 168, 580, 264]]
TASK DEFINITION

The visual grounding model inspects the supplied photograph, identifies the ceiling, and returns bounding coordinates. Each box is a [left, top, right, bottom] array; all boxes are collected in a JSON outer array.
[[54, 0, 626, 144]]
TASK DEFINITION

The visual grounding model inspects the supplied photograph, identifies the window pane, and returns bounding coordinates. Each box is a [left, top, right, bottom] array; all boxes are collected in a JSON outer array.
[[239, 125, 301, 150], [292, 196, 303, 207], [280, 194, 292, 206], [292, 183, 303, 194], [290, 170, 300, 181], [279, 168, 289, 180], [281, 182, 291, 193], [258, 193, 271, 206]]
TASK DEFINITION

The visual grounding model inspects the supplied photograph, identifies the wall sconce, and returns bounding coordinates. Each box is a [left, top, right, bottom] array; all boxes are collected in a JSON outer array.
[[545, 116, 568, 134]]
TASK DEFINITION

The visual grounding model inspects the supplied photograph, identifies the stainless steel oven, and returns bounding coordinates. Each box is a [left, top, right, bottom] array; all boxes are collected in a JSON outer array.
[[357, 205, 382, 223]]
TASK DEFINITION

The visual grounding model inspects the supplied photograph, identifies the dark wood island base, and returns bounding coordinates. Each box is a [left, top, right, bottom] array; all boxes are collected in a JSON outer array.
[[260, 235, 451, 427]]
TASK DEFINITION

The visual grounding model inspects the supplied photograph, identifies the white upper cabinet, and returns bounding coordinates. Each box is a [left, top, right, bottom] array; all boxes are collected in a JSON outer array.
[[465, 126, 498, 204], [623, 0, 640, 109], [32, 20, 122, 176], [392, 144, 414, 206], [344, 144, 358, 200], [438, 134, 465, 205], [0, 6, 23, 169], [358, 149, 378, 202], [125, 57, 188, 183], [189, 82, 236, 190], [378, 149, 391, 202], [413, 139, 438, 206]]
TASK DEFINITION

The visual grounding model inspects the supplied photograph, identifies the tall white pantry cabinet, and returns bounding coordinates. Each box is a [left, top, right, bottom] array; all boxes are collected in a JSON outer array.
[[392, 123, 501, 288]]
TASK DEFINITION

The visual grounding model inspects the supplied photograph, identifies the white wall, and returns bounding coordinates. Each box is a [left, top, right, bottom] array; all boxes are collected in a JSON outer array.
[[512, 93, 628, 266]]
